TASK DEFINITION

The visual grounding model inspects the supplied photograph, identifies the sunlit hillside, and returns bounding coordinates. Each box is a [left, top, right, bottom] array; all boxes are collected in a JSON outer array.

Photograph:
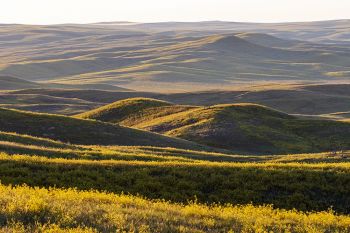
[[78, 99, 350, 154], [0, 18, 350, 232], [2, 184, 350, 232]]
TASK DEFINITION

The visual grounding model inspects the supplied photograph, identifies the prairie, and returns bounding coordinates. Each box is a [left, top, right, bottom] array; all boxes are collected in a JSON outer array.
[[78, 98, 350, 154], [2, 184, 350, 232], [0, 20, 350, 232]]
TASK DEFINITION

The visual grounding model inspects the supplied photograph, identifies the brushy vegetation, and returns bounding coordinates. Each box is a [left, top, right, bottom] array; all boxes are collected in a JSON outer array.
[[0, 131, 349, 215], [1, 105, 350, 231], [1, 184, 350, 233], [1, 151, 350, 213], [79, 100, 350, 154]]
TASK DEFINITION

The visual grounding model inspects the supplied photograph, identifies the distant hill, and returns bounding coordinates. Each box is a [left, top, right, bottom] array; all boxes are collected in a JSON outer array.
[[0, 107, 207, 150], [1, 21, 350, 92], [12, 84, 350, 118], [235, 32, 302, 48], [46, 83, 132, 91], [79, 99, 350, 154], [0, 92, 100, 115], [0, 76, 40, 90]]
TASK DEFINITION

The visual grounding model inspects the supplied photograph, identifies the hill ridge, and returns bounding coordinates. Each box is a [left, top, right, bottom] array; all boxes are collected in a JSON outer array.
[[79, 98, 350, 154]]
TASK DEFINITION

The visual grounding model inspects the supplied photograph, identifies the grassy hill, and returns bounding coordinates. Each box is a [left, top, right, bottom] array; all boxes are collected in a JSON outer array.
[[79, 99, 350, 154], [11, 84, 350, 118], [0, 110, 349, 231], [76, 97, 173, 123], [0, 107, 207, 150]]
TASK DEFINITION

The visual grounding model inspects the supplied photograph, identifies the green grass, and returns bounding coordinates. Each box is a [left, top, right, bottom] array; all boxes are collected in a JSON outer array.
[[0, 107, 208, 151], [0, 130, 348, 163], [76, 97, 172, 123], [79, 100, 350, 154], [1, 150, 350, 213], [0, 121, 349, 231], [0, 131, 349, 214]]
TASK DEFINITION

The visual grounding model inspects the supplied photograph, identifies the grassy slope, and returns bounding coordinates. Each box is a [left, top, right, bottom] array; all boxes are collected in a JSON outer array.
[[0, 107, 207, 150], [1, 152, 350, 213], [76, 97, 172, 123], [0, 130, 349, 214], [1, 184, 349, 232], [79, 100, 350, 154]]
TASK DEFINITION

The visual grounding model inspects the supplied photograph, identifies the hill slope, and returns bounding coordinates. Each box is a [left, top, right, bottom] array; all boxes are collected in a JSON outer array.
[[80, 100, 350, 154], [77, 97, 173, 122], [11, 84, 350, 118], [0, 76, 40, 90], [0, 107, 207, 150]]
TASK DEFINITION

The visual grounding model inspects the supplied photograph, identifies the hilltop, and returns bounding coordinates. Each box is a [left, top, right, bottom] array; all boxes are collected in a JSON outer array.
[[79, 99, 350, 154], [77, 97, 173, 122]]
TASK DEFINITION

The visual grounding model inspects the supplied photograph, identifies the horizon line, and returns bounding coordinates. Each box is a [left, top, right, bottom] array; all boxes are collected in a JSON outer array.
[[1, 18, 349, 27]]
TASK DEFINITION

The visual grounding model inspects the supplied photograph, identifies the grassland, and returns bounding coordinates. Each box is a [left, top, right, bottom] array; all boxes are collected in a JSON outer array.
[[76, 98, 173, 123], [1, 22, 350, 92], [1, 184, 350, 232], [78, 99, 350, 154], [9, 83, 350, 119], [0, 111, 349, 231], [1, 20, 350, 232], [0, 130, 349, 214], [0, 107, 210, 151]]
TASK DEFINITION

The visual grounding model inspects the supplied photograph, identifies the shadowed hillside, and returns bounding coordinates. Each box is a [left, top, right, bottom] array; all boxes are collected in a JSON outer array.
[[10, 83, 350, 118], [79, 99, 350, 154], [0, 107, 208, 150]]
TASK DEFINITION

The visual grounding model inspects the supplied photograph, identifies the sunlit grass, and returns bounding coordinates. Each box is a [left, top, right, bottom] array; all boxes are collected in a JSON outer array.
[[1, 184, 349, 232]]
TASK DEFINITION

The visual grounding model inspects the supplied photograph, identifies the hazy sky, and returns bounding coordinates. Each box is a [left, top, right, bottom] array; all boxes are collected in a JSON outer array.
[[1, 0, 350, 24]]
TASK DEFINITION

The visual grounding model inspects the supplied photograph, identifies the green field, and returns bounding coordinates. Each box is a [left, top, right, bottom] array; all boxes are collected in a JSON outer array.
[[78, 98, 350, 154]]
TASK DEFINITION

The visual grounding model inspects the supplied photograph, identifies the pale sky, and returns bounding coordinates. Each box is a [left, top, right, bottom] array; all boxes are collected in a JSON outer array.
[[1, 0, 350, 25]]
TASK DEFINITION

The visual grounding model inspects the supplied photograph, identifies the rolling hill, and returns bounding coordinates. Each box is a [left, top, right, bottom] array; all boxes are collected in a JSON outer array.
[[0, 107, 208, 150], [1, 20, 350, 232], [0, 75, 130, 91], [76, 97, 173, 122], [1, 21, 350, 92], [8, 83, 350, 118], [0, 75, 40, 90], [78, 99, 350, 154]]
